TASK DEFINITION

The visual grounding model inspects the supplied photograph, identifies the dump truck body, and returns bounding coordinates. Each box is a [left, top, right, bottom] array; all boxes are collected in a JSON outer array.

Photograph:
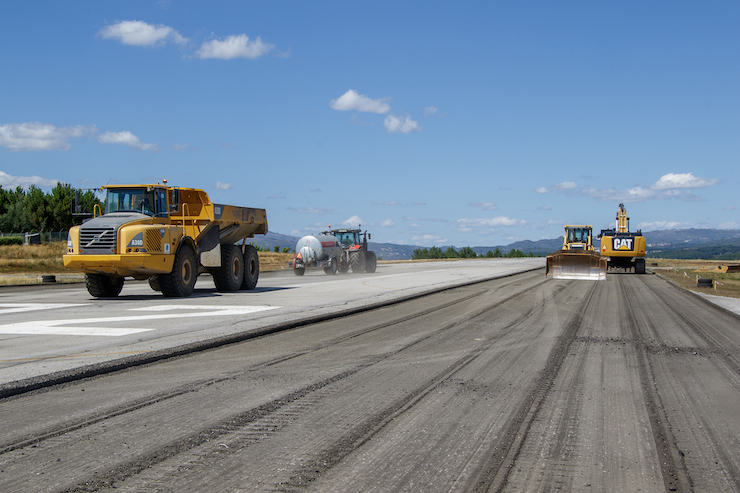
[[546, 225, 607, 281], [63, 184, 267, 297]]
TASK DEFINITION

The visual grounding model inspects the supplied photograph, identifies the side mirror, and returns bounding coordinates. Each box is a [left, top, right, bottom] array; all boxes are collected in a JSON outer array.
[[170, 188, 180, 212]]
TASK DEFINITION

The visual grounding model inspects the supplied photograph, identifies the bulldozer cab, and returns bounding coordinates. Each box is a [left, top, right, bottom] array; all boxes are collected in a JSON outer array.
[[564, 225, 594, 251]]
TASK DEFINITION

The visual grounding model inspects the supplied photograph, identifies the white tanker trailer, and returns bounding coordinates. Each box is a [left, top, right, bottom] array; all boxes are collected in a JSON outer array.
[[293, 234, 343, 276]]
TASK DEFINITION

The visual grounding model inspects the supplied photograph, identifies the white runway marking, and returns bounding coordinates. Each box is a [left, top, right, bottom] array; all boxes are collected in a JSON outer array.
[[0, 304, 278, 337], [0, 303, 87, 315]]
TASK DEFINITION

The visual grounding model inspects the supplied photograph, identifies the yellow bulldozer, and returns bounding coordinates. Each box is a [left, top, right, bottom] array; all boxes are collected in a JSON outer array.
[[546, 225, 607, 280]]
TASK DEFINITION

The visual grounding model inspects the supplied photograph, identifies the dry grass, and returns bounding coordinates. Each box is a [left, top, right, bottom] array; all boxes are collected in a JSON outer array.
[[0, 242, 67, 274], [648, 258, 740, 299]]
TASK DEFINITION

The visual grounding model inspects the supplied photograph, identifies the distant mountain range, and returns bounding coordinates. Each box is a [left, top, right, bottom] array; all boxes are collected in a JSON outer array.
[[251, 229, 740, 261]]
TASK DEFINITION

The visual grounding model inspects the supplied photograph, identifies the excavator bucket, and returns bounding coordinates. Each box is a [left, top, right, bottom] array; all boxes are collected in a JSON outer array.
[[546, 250, 607, 281]]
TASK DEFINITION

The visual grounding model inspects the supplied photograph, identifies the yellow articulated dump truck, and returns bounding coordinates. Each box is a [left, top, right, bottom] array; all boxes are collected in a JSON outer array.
[[598, 203, 646, 274], [63, 183, 267, 298], [546, 225, 607, 281]]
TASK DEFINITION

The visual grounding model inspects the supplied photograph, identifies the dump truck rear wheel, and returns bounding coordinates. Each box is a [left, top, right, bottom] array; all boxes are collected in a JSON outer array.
[[160, 245, 197, 297], [213, 244, 243, 292], [85, 274, 124, 298], [241, 245, 259, 290]]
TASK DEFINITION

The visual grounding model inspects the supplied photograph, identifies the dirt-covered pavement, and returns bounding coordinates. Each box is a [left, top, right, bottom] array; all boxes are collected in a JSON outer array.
[[1, 270, 739, 492]]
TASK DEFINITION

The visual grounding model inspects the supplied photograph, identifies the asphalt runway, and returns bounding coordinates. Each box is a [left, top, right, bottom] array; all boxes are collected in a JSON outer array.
[[2, 262, 740, 492]]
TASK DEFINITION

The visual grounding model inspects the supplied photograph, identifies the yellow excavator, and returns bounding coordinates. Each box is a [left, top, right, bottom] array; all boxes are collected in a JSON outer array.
[[598, 203, 646, 274], [546, 225, 607, 280]]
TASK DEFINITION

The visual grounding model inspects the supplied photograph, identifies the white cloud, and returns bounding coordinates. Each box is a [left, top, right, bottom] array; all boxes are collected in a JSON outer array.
[[382, 201, 401, 206], [719, 221, 740, 229], [330, 90, 391, 114], [215, 182, 232, 190], [342, 215, 363, 227], [457, 217, 526, 229], [0, 171, 58, 188], [650, 172, 719, 190], [196, 34, 274, 60], [722, 205, 736, 211], [537, 205, 552, 210], [99, 20, 187, 46], [551, 181, 577, 191], [411, 234, 448, 245], [535, 187, 549, 194], [384, 114, 421, 134], [380, 219, 395, 227], [172, 143, 190, 151], [424, 106, 437, 116], [0, 122, 96, 151], [637, 220, 690, 230], [288, 207, 334, 215], [97, 131, 160, 152], [469, 202, 497, 211]]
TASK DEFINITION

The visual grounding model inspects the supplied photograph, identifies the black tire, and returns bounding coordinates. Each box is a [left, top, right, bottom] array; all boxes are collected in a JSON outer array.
[[241, 245, 260, 290], [294, 267, 305, 276], [148, 276, 161, 292], [324, 258, 338, 275], [160, 244, 197, 297], [213, 244, 244, 292], [635, 258, 646, 274], [364, 252, 377, 273], [85, 274, 124, 298], [350, 251, 365, 273]]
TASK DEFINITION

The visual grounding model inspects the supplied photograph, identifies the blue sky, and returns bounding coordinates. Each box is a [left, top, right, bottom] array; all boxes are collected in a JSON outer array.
[[1, 1, 738, 247]]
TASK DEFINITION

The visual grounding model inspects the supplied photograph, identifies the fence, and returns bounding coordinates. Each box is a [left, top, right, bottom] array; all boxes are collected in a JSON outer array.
[[0, 231, 68, 244]]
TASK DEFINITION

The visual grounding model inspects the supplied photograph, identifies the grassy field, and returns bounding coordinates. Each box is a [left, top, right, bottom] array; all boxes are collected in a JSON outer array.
[[647, 258, 740, 299], [0, 243, 295, 286]]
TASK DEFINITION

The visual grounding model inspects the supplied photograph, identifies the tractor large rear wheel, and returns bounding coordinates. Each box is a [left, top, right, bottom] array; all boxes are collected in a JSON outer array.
[[350, 251, 365, 273], [364, 252, 377, 273]]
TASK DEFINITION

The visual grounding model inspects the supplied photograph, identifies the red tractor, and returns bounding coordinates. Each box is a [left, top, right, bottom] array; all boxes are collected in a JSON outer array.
[[324, 227, 377, 274]]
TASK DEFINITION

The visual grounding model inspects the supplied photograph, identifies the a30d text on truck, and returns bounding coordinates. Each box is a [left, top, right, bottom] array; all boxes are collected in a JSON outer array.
[[63, 183, 268, 298]]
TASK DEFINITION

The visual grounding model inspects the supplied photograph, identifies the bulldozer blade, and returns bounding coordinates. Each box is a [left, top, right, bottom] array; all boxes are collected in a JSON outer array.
[[546, 251, 607, 281]]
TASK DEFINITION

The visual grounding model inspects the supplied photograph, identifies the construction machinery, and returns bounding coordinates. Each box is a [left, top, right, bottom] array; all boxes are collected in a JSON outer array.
[[598, 203, 646, 274], [546, 225, 607, 280], [293, 226, 376, 276], [64, 183, 267, 297]]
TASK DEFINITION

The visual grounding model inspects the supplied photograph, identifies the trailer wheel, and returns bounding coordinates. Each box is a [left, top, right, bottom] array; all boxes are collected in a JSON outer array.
[[85, 274, 124, 298], [324, 258, 338, 275], [241, 245, 260, 290], [213, 244, 244, 292], [160, 245, 197, 297], [350, 251, 365, 273], [294, 267, 305, 276], [365, 252, 377, 273]]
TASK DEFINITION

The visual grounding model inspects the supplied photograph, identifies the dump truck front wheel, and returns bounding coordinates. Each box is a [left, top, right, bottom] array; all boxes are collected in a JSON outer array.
[[241, 245, 259, 290], [85, 274, 124, 298], [160, 245, 197, 297], [213, 244, 243, 292]]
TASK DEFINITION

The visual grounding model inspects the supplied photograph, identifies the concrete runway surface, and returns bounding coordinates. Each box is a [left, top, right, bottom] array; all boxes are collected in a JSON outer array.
[[1, 259, 740, 492]]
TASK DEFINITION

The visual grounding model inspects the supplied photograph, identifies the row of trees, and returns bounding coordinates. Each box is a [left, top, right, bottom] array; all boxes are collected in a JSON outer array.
[[412, 246, 537, 260], [0, 184, 100, 234]]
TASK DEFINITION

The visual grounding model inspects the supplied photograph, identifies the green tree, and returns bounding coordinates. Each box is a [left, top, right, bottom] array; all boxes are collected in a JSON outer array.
[[493, 247, 502, 258], [458, 246, 477, 258]]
